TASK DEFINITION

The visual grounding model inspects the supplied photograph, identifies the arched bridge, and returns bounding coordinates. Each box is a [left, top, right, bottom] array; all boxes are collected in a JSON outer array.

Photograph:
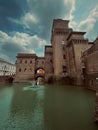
[[35, 67, 45, 84]]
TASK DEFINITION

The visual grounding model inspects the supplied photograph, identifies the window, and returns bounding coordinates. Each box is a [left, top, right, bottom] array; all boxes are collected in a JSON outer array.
[[42, 61, 44, 64], [63, 54, 66, 59], [62, 66, 66, 73], [19, 68, 21, 72], [50, 59, 52, 63], [25, 60, 27, 64], [24, 68, 26, 72], [30, 60, 32, 64]]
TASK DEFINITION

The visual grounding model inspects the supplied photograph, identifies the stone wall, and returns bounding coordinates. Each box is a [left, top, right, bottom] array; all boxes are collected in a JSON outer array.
[[51, 19, 72, 78], [82, 37, 98, 90], [45, 46, 53, 81]]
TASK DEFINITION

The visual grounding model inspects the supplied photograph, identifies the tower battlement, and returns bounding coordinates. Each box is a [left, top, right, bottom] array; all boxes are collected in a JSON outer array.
[[52, 19, 69, 29]]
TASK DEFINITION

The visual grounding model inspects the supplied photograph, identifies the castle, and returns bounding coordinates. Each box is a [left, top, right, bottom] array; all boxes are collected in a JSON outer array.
[[14, 19, 98, 90]]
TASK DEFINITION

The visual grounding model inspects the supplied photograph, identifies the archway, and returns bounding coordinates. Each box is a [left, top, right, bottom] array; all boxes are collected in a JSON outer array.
[[35, 68, 45, 85]]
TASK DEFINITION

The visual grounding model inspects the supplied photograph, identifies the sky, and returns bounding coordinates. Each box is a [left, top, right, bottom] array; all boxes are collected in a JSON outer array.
[[0, 0, 98, 63]]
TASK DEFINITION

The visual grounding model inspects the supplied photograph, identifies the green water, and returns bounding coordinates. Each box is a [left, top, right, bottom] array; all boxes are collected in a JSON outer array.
[[0, 84, 97, 130]]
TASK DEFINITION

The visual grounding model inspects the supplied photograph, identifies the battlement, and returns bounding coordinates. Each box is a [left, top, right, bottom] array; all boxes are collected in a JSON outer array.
[[52, 19, 69, 29], [17, 53, 37, 58]]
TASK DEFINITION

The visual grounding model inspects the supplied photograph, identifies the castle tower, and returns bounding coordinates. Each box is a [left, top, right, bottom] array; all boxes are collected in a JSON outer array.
[[66, 32, 90, 85], [51, 19, 72, 79]]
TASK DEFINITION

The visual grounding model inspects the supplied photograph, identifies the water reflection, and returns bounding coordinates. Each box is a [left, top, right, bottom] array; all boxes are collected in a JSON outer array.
[[0, 84, 98, 130], [43, 85, 97, 130], [3, 84, 45, 130]]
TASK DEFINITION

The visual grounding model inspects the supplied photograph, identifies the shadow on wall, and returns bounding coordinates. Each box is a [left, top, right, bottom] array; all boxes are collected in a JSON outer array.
[[47, 76, 73, 85]]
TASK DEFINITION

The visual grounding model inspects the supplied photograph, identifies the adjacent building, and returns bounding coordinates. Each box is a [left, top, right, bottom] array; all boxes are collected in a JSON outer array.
[[81, 37, 98, 90], [0, 58, 16, 76]]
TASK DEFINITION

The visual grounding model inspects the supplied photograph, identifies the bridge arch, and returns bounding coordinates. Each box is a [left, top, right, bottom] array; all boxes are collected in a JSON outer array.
[[35, 67, 45, 84]]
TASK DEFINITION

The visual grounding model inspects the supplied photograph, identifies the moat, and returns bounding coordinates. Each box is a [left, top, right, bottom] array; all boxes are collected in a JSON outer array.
[[0, 84, 98, 130]]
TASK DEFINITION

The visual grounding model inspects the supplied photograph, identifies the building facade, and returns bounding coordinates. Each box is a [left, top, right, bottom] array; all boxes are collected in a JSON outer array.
[[0, 58, 16, 76], [14, 53, 45, 83]]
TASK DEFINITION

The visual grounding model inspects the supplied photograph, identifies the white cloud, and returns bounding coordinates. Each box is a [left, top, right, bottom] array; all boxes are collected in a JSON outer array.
[[64, 0, 76, 20], [21, 12, 38, 29], [8, 12, 38, 29], [63, 0, 76, 30], [0, 31, 47, 61], [78, 5, 98, 31], [0, 31, 46, 48]]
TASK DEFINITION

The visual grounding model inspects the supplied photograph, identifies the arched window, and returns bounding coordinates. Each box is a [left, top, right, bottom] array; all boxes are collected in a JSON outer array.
[[19, 68, 21, 72], [42, 61, 44, 64], [50, 59, 52, 63], [25, 60, 27, 64], [24, 68, 26, 72], [30, 60, 32, 64]]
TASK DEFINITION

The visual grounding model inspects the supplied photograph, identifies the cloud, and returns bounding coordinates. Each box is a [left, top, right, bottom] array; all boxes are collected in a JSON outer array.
[[21, 12, 38, 29], [0, 31, 46, 62], [78, 5, 98, 31], [64, 0, 76, 20], [64, 0, 76, 30], [1, 0, 98, 61], [9, 0, 76, 41], [0, 0, 78, 62], [9, 12, 38, 29]]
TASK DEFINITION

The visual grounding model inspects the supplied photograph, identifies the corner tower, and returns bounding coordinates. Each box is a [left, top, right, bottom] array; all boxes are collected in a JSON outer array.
[[51, 19, 72, 79]]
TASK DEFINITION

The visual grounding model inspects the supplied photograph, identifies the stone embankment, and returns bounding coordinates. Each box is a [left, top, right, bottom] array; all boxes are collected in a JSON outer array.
[[0, 76, 14, 83]]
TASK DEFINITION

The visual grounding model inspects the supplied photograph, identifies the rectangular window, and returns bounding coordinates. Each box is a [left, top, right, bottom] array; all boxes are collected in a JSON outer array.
[[63, 54, 66, 59], [62, 66, 66, 72]]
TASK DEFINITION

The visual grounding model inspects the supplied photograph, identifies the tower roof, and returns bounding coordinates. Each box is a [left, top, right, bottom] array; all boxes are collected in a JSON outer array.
[[67, 31, 86, 40], [17, 53, 37, 58], [52, 19, 69, 29]]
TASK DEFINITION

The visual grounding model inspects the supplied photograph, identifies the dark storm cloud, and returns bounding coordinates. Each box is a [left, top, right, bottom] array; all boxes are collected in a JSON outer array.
[[0, 0, 28, 32]]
